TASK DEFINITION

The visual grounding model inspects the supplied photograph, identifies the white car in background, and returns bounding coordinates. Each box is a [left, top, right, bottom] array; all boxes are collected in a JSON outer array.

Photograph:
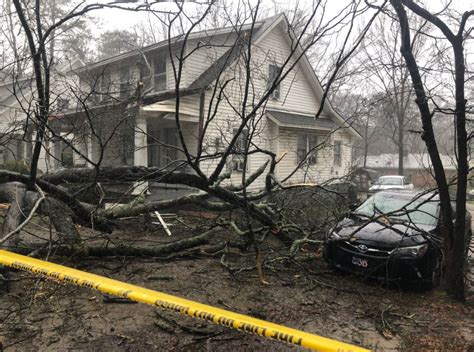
[[369, 175, 414, 193], [468, 189, 474, 201]]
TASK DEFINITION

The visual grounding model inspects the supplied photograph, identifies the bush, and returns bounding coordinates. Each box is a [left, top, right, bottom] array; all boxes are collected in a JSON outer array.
[[1, 160, 30, 174]]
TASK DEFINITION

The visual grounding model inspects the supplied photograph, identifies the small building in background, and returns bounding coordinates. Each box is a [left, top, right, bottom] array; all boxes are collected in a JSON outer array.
[[358, 153, 457, 188]]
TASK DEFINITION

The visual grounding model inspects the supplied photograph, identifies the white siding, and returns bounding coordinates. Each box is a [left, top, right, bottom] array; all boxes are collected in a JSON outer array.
[[193, 22, 353, 190], [184, 33, 239, 86], [254, 26, 323, 115], [276, 129, 353, 185]]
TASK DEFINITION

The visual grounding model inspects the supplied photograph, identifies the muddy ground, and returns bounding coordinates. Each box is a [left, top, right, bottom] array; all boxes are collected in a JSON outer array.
[[0, 211, 473, 351]]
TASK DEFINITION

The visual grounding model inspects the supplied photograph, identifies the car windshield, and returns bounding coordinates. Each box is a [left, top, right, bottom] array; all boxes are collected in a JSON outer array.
[[354, 193, 439, 226], [375, 177, 403, 185]]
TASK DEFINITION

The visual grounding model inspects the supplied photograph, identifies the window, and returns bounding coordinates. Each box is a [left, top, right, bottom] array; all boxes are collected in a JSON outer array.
[[57, 98, 70, 111], [147, 125, 179, 168], [334, 140, 342, 166], [99, 71, 110, 102], [232, 128, 248, 172], [119, 67, 131, 99], [53, 139, 73, 168], [268, 64, 281, 99], [297, 134, 318, 165], [163, 128, 178, 164], [119, 127, 134, 165], [86, 77, 100, 105], [16, 139, 24, 161], [153, 53, 167, 91], [355, 192, 438, 226]]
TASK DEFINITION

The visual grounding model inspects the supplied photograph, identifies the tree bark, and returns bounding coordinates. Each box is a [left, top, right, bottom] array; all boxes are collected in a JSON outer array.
[[0, 182, 27, 248], [398, 118, 404, 175], [0, 182, 80, 248]]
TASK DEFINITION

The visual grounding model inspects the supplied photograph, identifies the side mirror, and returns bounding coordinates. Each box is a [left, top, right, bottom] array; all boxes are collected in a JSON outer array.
[[349, 202, 359, 211]]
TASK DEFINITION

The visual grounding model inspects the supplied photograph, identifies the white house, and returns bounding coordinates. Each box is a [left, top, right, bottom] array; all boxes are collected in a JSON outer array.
[[1, 14, 361, 192], [0, 60, 82, 172]]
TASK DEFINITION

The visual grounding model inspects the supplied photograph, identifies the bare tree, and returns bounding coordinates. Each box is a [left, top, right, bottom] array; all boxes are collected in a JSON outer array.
[[0, 1, 384, 273], [357, 14, 430, 174], [389, 0, 473, 301]]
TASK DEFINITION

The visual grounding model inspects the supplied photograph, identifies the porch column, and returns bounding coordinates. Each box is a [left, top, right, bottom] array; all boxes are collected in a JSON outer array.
[[132, 115, 148, 195]]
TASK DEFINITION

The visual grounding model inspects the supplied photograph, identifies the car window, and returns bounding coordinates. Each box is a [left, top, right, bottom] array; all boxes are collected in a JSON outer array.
[[376, 177, 403, 186], [354, 193, 439, 226]]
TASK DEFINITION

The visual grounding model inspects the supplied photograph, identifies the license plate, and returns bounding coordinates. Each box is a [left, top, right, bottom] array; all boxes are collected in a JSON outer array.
[[352, 256, 368, 268]]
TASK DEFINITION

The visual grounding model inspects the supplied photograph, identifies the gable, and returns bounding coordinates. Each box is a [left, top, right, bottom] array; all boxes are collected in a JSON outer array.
[[254, 24, 325, 116], [258, 22, 361, 139], [186, 15, 360, 139]]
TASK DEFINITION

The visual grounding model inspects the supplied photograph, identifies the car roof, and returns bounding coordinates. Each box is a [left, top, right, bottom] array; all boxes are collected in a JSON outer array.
[[378, 175, 404, 178]]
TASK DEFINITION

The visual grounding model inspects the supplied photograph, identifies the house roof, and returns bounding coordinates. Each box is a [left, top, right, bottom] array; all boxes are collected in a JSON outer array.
[[266, 109, 335, 130], [188, 14, 284, 90], [360, 153, 457, 171], [0, 59, 83, 116], [74, 19, 269, 74]]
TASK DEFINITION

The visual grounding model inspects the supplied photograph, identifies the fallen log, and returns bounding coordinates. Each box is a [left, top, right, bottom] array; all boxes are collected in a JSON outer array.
[[15, 230, 213, 258]]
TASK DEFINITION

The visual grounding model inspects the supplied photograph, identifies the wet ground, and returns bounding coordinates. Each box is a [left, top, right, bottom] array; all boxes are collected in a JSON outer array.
[[0, 210, 473, 351]]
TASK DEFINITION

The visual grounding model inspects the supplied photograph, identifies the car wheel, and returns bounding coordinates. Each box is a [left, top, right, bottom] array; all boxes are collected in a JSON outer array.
[[422, 254, 442, 290]]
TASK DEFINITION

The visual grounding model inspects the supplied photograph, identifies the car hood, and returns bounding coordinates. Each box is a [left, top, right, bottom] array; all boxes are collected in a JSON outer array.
[[334, 216, 436, 249]]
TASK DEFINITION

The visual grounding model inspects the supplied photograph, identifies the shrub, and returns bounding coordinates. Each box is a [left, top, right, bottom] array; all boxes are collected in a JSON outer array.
[[1, 160, 30, 174]]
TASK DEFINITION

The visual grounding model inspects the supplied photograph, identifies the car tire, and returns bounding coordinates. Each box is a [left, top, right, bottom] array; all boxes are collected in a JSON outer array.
[[422, 254, 442, 290]]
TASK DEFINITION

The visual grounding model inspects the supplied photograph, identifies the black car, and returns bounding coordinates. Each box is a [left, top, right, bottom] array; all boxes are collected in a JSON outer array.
[[323, 190, 472, 288]]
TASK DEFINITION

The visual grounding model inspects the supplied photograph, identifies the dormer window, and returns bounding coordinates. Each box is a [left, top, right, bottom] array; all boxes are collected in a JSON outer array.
[[268, 64, 281, 99], [99, 71, 110, 102], [153, 52, 167, 91], [119, 67, 131, 99]]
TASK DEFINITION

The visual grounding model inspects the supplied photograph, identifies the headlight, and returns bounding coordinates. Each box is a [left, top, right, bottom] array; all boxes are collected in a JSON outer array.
[[391, 244, 428, 257], [325, 228, 340, 240]]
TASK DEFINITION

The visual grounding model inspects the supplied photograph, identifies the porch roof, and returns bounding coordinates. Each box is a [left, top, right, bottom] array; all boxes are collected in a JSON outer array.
[[141, 99, 199, 122], [266, 109, 335, 130]]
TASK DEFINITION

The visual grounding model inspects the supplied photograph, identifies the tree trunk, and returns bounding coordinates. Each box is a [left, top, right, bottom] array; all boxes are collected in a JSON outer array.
[[363, 123, 369, 168], [390, 0, 470, 300], [445, 45, 468, 300], [18, 230, 213, 258], [398, 120, 404, 175], [0, 182, 80, 248], [0, 182, 27, 248]]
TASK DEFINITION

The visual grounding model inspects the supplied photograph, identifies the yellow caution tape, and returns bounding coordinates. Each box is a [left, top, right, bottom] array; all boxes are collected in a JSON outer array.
[[0, 249, 369, 352]]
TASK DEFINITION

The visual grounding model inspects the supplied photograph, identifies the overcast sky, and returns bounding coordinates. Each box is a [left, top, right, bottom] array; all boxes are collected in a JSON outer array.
[[90, 0, 474, 33]]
